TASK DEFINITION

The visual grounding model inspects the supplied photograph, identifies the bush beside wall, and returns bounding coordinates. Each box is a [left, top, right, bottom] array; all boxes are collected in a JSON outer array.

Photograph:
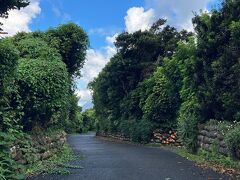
[[198, 122, 240, 160], [10, 131, 67, 165]]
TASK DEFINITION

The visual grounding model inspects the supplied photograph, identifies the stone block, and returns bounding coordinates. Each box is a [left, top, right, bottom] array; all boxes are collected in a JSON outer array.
[[203, 137, 212, 144], [219, 140, 226, 148], [41, 150, 52, 160], [198, 124, 205, 130], [217, 134, 224, 141], [200, 130, 208, 136], [209, 131, 218, 138], [236, 149, 240, 159], [203, 144, 210, 151], [219, 147, 228, 155], [10, 146, 17, 159], [207, 125, 217, 131], [197, 135, 204, 141]]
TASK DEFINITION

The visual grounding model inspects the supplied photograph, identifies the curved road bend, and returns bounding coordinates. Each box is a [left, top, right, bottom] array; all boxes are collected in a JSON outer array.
[[30, 133, 229, 180]]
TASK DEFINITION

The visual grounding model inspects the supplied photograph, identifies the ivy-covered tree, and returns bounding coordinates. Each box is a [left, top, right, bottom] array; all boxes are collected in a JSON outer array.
[[45, 23, 89, 77], [17, 58, 70, 130], [0, 39, 19, 131], [142, 67, 179, 129], [0, 20, 88, 179], [6, 23, 89, 131], [0, 38, 26, 180]]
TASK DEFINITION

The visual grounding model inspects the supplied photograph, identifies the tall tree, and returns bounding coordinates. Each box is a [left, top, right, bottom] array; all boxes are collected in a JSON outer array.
[[90, 19, 192, 141], [192, 0, 240, 121], [45, 23, 89, 77]]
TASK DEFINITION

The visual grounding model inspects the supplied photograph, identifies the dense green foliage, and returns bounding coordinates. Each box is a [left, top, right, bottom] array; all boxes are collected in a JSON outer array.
[[82, 109, 96, 133], [0, 40, 25, 180], [0, 2, 89, 179], [15, 37, 61, 61], [63, 94, 83, 133], [142, 67, 178, 129], [226, 125, 240, 160], [17, 58, 70, 130], [90, 20, 193, 142], [0, 40, 19, 130], [2, 0, 240, 178], [0, 22, 88, 179], [45, 23, 89, 77], [91, 0, 240, 153], [192, 0, 240, 122], [11, 23, 88, 131], [26, 145, 83, 176]]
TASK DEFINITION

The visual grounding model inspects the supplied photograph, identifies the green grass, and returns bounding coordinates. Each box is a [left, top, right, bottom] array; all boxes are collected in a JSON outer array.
[[147, 141, 240, 169], [153, 144, 240, 178], [26, 145, 84, 177], [177, 148, 240, 178]]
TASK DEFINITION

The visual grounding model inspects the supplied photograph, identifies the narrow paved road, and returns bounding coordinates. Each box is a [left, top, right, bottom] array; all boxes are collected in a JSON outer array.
[[31, 133, 229, 180]]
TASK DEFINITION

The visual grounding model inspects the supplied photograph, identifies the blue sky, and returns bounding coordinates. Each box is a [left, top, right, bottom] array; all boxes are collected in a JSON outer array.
[[30, 0, 144, 48], [1, 0, 219, 109]]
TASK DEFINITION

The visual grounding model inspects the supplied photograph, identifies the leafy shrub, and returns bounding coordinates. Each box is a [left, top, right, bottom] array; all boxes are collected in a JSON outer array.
[[0, 22, 89, 179], [131, 119, 152, 143], [15, 37, 61, 61], [215, 121, 233, 136], [118, 119, 132, 138], [178, 96, 200, 153], [143, 67, 178, 130], [62, 94, 85, 134], [17, 58, 70, 130], [82, 109, 96, 132], [0, 131, 25, 180], [119, 118, 152, 143], [0, 38, 26, 180], [225, 125, 240, 160], [96, 115, 111, 134], [0, 40, 19, 129]]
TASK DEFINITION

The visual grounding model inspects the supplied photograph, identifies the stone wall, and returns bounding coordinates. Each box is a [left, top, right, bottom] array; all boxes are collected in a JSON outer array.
[[97, 132, 131, 141], [10, 131, 67, 165], [98, 123, 239, 159], [97, 129, 182, 146], [197, 124, 228, 155]]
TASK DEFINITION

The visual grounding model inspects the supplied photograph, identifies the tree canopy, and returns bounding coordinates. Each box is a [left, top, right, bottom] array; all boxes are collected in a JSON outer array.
[[90, 19, 193, 141], [91, 0, 240, 148]]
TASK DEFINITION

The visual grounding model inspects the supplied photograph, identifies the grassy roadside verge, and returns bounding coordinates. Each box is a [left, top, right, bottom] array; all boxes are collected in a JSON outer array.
[[176, 147, 240, 179], [26, 145, 84, 178], [97, 136, 240, 179]]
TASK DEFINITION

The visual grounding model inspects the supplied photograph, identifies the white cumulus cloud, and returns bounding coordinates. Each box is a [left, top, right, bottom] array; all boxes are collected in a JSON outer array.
[[76, 35, 117, 108], [144, 0, 215, 31], [0, 0, 41, 36], [75, 89, 92, 103], [81, 37, 117, 83], [106, 33, 119, 44], [125, 7, 156, 33]]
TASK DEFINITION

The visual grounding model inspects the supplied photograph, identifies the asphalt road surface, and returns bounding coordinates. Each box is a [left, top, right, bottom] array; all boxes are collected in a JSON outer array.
[[30, 133, 229, 180]]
